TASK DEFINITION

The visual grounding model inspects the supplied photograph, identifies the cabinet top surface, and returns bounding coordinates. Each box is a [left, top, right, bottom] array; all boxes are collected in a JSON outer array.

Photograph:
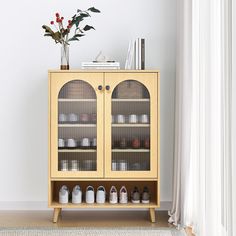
[[48, 69, 160, 73]]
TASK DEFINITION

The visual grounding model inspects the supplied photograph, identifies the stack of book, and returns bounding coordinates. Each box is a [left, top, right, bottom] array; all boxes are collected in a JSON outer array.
[[125, 38, 145, 70], [81, 61, 120, 70]]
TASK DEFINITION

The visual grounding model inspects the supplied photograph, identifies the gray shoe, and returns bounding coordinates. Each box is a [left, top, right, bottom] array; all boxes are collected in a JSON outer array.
[[142, 186, 150, 204], [131, 186, 140, 203]]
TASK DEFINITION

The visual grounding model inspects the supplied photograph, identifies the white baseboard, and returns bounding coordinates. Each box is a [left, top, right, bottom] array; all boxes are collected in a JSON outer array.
[[0, 201, 171, 211]]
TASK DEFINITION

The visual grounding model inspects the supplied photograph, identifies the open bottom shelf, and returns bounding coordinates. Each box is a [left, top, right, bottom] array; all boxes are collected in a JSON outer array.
[[50, 201, 158, 209]]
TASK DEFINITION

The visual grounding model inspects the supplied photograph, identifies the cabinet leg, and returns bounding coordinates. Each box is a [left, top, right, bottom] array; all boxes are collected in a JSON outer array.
[[53, 208, 61, 223], [149, 208, 156, 223]]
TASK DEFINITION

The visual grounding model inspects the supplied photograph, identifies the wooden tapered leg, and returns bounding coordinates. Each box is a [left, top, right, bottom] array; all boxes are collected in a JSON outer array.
[[53, 208, 61, 223], [149, 208, 156, 223]]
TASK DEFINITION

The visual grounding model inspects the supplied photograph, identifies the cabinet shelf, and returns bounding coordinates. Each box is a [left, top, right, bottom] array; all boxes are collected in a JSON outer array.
[[58, 124, 96, 128], [112, 149, 150, 153], [58, 149, 96, 153], [112, 124, 150, 127], [58, 99, 96, 102], [112, 99, 150, 102]]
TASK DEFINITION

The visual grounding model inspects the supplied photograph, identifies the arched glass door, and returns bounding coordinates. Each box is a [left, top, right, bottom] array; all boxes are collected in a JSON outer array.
[[111, 80, 150, 171], [58, 80, 97, 172], [50, 73, 104, 178], [104, 73, 158, 178]]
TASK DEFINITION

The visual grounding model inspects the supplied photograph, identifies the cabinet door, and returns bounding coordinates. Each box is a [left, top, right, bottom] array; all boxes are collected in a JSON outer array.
[[104, 73, 158, 178], [50, 73, 104, 178]]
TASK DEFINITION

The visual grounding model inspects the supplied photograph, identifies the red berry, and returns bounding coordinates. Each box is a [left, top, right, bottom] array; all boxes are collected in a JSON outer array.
[[50, 21, 54, 25], [56, 17, 62, 23], [56, 13, 59, 17], [67, 25, 71, 29], [61, 17, 64, 20]]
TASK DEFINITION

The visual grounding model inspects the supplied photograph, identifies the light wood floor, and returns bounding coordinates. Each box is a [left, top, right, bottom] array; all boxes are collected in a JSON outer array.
[[0, 210, 194, 235]]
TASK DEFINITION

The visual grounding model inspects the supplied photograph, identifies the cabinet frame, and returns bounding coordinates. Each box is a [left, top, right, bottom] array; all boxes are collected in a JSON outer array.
[[48, 70, 160, 223]]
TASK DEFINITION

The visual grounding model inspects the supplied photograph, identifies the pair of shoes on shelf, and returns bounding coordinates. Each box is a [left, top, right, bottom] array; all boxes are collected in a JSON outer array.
[[86, 186, 106, 204], [131, 186, 150, 204], [109, 186, 128, 204], [59, 185, 82, 204]]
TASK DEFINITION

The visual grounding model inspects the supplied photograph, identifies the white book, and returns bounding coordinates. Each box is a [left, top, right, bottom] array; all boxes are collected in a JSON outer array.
[[129, 40, 135, 69], [125, 40, 135, 69], [125, 41, 132, 69], [82, 62, 120, 66], [82, 66, 120, 70]]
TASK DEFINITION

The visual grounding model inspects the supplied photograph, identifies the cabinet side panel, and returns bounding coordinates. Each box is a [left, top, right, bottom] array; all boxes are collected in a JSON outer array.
[[157, 72, 160, 206], [48, 72, 51, 205]]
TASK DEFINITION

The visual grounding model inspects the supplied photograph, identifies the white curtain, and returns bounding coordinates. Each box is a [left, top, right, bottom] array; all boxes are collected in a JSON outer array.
[[169, 0, 235, 236]]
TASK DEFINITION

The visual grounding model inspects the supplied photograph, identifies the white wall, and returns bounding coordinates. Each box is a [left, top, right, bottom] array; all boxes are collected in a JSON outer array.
[[0, 0, 176, 208]]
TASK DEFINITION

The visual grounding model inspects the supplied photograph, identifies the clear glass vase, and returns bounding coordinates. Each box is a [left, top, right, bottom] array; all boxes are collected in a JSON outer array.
[[61, 44, 69, 70]]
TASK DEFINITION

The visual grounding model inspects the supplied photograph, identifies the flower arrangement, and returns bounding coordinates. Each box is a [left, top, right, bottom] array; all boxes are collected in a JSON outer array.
[[42, 7, 100, 69]]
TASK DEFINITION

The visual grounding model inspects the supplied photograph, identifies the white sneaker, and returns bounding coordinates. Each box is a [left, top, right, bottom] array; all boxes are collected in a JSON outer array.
[[96, 186, 106, 204], [119, 186, 128, 204], [85, 186, 95, 204], [59, 185, 69, 204], [109, 186, 118, 204], [72, 185, 82, 204]]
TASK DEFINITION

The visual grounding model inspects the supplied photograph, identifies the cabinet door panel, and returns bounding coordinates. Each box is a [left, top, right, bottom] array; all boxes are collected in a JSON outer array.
[[104, 73, 158, 178], [50, 73, 104, 178]]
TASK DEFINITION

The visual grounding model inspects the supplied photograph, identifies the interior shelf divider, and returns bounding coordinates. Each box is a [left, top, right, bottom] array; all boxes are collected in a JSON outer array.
[[58, 98, 96, 102], [58, 124, 96, 128], [112, 149, 150, 153], [58, 149, 96, 153], [112, 124, 150, 127]]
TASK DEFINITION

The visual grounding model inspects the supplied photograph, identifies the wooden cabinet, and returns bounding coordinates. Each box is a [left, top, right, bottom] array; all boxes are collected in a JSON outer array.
[[48, 70, 160, 223]]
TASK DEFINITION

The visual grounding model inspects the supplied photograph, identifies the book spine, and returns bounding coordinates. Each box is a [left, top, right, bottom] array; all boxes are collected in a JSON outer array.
[[135, 39, 139, 70], [141, 38, 145, 70], [139, 38, 141, 69]]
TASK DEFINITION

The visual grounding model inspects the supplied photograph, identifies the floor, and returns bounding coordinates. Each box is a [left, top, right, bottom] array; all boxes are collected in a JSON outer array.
[[0, 210, 194, 235]]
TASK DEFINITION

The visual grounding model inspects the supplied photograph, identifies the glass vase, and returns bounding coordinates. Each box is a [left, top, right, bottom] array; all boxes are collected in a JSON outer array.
[[61, 44, 69, 70]]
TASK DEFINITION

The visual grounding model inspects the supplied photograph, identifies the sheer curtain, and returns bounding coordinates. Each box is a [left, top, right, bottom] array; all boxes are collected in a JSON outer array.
[[169, 0, 235, 236]]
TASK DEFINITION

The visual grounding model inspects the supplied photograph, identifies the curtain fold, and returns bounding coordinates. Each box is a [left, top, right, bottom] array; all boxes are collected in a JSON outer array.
[[169, 0, 234, 236]]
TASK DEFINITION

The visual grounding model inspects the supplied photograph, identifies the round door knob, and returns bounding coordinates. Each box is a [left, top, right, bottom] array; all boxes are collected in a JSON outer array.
[[105, 85, 110, 91], [98, 85, 103, 91]]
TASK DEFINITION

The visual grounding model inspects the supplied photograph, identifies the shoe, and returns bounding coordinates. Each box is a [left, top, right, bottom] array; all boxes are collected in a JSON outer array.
[[131, 186, 140, 203], [109, 186, 118, 204], [59, 185, 69, 204], [141, 186, 150, 204], [85, 186, 95, 204], [72, 185, 82, 204], [119, 186, 128, 204], [96, 186, 106, 204]]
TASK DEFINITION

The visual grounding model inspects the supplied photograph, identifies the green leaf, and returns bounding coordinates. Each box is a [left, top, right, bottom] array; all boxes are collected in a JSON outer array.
[[75, 16, 84, 27], [83, 25, 95, 31], [87, 7, 100, 13], [85, 11, 91, 17], [74, 34, 85, 37], [77, 9, 82, 12], [44, 33, 52, 37], [68, 37, 79, 42], [80, 13, 90, 18]]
